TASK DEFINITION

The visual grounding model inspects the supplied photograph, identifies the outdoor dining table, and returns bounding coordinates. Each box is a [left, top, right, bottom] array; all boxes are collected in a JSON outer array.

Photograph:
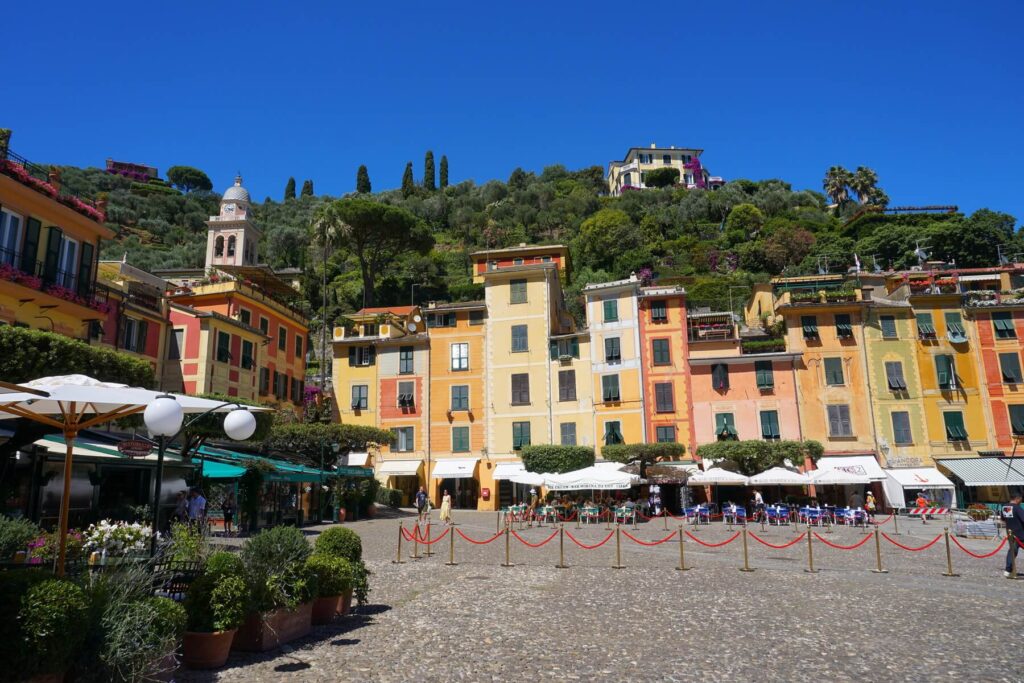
[[833, 507, 868, 527], [684, 506, 710, 525], [723, 505, 748, 525], [536, 505, 558, 526], [580, 506, 601, 524], [614, 506, 636, 524], [503, 504, 527, 524], [766, 505, 790, 525], [799, 507, 831, 526]]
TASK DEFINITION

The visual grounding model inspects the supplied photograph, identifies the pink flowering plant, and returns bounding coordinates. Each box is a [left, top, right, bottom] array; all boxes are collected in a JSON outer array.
[[27, 529, 85, 564]]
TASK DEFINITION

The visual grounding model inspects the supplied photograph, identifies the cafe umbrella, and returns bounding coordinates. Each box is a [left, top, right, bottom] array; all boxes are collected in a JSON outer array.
[[0, 375, 268, 574], [687, 467, 749, 509]]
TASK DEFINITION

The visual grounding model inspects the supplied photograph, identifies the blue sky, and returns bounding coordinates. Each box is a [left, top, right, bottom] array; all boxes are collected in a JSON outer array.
[[4, 1, 1022, 221]]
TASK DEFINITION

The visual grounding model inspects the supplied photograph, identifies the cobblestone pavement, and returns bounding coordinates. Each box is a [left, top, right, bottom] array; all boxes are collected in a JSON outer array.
[[182, 510, 1023, 683]]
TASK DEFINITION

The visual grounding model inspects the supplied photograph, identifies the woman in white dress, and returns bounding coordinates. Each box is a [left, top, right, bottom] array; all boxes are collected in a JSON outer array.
[[440, 490, 453, 525]]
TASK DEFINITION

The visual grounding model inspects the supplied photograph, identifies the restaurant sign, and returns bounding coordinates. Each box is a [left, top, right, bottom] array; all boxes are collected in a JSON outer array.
[[118, 440, 152, 459]]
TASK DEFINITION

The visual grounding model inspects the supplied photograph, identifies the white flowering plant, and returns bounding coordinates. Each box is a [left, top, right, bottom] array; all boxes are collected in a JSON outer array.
[[83, 519, 152, 556]]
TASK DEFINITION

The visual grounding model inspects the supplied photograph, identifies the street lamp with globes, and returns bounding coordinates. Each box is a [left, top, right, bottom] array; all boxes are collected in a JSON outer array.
[[144, 395, 258, 555]]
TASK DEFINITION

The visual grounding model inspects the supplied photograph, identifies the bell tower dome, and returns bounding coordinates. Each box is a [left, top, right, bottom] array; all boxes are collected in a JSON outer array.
[[205, 174, 263, 269]]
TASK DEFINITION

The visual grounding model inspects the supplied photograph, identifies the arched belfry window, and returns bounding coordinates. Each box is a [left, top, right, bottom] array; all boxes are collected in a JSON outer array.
[[214, 235, 224, 257], [227, 235, 236, 257]]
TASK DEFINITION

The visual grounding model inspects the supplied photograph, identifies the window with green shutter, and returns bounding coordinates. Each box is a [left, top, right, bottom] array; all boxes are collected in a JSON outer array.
[[399, 346, 414, 374], [652, 339, 671, 365], [510, 279, 527, 304], [935, 354, 956, 390], [216, 331, 231, 363], [880, 315, 897, 339], [944, 312, 966, 342], [711, 363, 729, 391], [916, 313, 936, 339], [511, 325, 528, 352], [602, 374, 621, 402], [558, 369, 576, 401], [605, 336, 621, 362], [993, 312, 1016, 339], [511, 374, 530, 405], [834, 314, 853, 338], [827, 404, 853, 437], [512, 421, 531, 450], [550, 337, 580, 360], [241, 340, 255, 369], [651, 300, 668, 322], [603, 299, 618, 322], [801, 315, 819, 339], [715, 413, 737, 440], [452, 426, 470, 452], [560, 422, 577, 446], [654, 382, 674, 412], [760, 410, 780, 440], [891, 411, 913, 444], [655, 426, 676, 442], [885, 361, 907, 390], [603, 421, 624, 445], [450, 385, 469, 410], [1008, 405, 1024, 436], [755, 360, 774, 389], [942, 411, 967, 441], [824, 357, 845, 386], [1000, 353, 1022, 384], [351, 385, 368, 410]]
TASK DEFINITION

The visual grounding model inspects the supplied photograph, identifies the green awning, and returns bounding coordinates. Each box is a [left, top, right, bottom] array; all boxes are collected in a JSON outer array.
[[196, 445, 369, 482], [202, 460, 247, 479]]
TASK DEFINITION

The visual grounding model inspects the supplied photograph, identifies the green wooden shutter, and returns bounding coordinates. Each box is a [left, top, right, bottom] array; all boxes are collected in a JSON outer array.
[[20, 218, 41, 275], [137, 320, 148, 353], [43, 227, 62, 284], [760, 411, 780, 439], [77, 241, 94, 297], [550, 340, 559, 360]]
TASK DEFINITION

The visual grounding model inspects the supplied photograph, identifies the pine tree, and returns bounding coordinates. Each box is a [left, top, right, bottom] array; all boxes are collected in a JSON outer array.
[[284, 177, 296, 200], [301, 179, 314, 197], [439, 155, 448, 189], [356, 165, 371, 193], [401, 162, 415, 197], [423, 150, 436, 191]]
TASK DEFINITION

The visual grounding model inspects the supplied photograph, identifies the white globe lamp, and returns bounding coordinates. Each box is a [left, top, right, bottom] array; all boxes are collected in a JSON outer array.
[[224, 408, 257, 441], [144, 395, 184, 437]]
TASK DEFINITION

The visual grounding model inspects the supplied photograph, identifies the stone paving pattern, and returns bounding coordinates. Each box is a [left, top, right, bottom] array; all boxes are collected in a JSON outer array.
[[180, 510, 1024, 683]]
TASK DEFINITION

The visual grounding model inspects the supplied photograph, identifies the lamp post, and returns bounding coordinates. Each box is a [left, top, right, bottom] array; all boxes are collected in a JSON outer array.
[[144, 395, 258, 556]]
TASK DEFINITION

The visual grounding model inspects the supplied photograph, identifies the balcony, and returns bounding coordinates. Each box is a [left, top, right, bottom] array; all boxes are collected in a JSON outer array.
[[741, 339, 786, 354], [0, 148, 105, 224], [687, 312, 737, 342], [0, 247, 107, 315]]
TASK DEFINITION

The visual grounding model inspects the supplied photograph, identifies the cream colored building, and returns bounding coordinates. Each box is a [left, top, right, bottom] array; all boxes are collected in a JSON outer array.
[[607, 143, 724, 196]]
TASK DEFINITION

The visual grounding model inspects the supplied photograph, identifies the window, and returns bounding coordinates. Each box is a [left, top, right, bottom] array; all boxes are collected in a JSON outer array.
[[711, 363, 729, 391], [834, 314, 853, 338], [916, 313, 936, 340], [57, 235, 78, 289], [891, 411, 912, 445], [511, 325, 528, 352], [603, 299, 618, 322], [295, 335, 303, 358], [935, 354, 957, 390], [397, 381, 415, 408], [943, 412, 967, 441], [214, 235, 224, 256], [510, 279, 527, 304], [450, 385, 469, 411], [399, 346, 414, 374], [802, 315, 819, 339], [558, 369, 577, 401], [451, 426, 470, 453], [1001, 353, 1023, 384], [880, 315, 897, 339], [216, 331, 231, 362], [604, 421, 624, 445], [469, 310, 485, 326], [427, 314, 455, 328], [259, 367, 270, 394], [121, 318, 148, 354], [993, 312, 1016, 339], [662, 154, 672, 164], [654, 382, 674, 412], [827, 404, 853, 437], [392, 427, 414, 452], [511, 373, 530, 405], [885, 361, 907, 390], [226, 235, 236, 257], [651, 300, 668, 322], [550, 337, 580, 360], [755, 360, 774, 390], [604, 337, 621, 362], [760, 410, 781, 440], [512, 422, 531, 450], [348, 346, 375, 366], [944, 312, 965, 341], [513, 257, 524, 266], [824, 357, 845, 386], [351, 385, 368, 410], [0, 209, 23, 264], [602, 374, 621, 402], [715, 413, 737, 440], [278, 326, 287, 351], [241, 340, 255, 369], [239, 308, 251, 325], [291, 378, 304, 404], [560, 422, 577, 446], [655, 426, 676, 443], [652, 339, 671, 365], [259, 317, 269, 335], [450, 343, 469, 371], [1009, 405, 1024, 436], [169, 329, 183, 360]]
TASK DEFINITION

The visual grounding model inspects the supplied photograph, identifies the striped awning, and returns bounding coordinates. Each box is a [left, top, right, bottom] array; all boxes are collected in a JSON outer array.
[[936, 458, 1024, 487]]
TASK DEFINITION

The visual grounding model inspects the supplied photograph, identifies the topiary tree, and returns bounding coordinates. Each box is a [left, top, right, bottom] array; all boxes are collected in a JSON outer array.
[[356, 165, 371, 193], [166, 165, 213, 193], [695, 440, 822, 476], [241, 526, 314, 611], [314, 526, 362, 563], [305, 554, 354, 597], [643, 167, 679, 188], [520, 445, 595, 474], [0, 515, 41, 560], [601, 442, 685, 477], [20, 579, 90, 678], [284, 177, 296, 200]]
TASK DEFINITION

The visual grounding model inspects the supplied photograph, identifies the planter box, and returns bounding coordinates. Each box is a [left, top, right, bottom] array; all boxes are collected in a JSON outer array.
[[232, 602, 313, 652], [341, 587, 353, 616], [312, 595, 344, 625], [183, 629, 237, 669]]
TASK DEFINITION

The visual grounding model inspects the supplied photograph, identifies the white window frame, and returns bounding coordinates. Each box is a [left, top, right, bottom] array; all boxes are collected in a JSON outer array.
[[58, 235, 79, 289], [450, 342, 469, 371], [0, 208, 23, 264]]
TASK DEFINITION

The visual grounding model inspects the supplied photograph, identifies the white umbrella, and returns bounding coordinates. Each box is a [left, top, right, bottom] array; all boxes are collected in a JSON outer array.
[[687, 467, 749, 485], [0, 375, 269, 573], [544, 465, 639, 491], [809, 467, 870, 486], [510, 471, 546, 487], [749, 467, 810, 486]]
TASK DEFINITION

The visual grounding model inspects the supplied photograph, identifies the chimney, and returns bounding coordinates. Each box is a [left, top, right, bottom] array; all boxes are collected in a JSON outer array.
[[650, 143, 656, 149], [861, 286, 873, 301]]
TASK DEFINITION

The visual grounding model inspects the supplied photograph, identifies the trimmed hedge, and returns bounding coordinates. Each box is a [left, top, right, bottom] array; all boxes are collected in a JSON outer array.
[[520, 445, 594, 474], [375, 487, 403, 508], [601, 442, 685, 463], [0, 326, 155, 387], [314, 526, 362, 563], [694, 439, 823, 476]]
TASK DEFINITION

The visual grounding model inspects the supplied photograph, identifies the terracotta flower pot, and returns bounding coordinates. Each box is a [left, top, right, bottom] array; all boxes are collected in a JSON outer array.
[[366, 504, 377, 518], [183, 629, 236, 669], [232, 603, 313, 652], [341, 587, 354, 616], [338, 508, 347, 523], [311, 595, 343, 624]]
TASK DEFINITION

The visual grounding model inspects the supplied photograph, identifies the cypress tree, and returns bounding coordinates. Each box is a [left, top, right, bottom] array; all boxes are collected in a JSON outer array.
[[401, 162, 415, 197], [284, 177, 296, 200], [423, 150, 436, 191], [301, 179, 314, 197], [439, 155, 448, 189], [356, 165, 371, 193]]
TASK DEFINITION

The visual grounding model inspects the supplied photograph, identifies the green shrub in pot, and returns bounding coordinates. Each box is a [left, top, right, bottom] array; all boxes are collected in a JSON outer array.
[[306, 554, 354, 597], [314, 526, 362, 563], [241, 526, 313, 612], [19, 579, 90, 678], [0, 515, 41, 560], [185, 573, 249, 633]]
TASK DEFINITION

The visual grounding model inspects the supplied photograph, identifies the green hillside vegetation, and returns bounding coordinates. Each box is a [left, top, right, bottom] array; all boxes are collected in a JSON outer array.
[[53, 163, 1021, 330]]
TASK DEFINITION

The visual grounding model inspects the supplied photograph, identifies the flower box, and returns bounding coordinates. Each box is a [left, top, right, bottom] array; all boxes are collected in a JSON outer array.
[[183, 629, 237, 669], [232, 602, 313, 652]]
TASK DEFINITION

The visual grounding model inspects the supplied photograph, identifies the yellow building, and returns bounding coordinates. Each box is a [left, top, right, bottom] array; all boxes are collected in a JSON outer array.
[[94, 259, 172, 381], [584, 275, 646, 453], [548, 329, 595, 452], [606, 143, 724, 196]]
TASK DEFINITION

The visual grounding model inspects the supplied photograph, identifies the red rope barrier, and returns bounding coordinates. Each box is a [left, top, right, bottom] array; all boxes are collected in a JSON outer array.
[[749, 531, 807, 549], [621, 530, 677, 546], [565, 530, 616, 550], [950, 535, 1007, 559], [873, 513, 895, 526], [454, 528, 504, 545], [1016, 536, 1024, 550], [684, 530, 742, 548], [812, 532, 873, 551], [881, 532, 942, 552], [411, 527, 451, 545], [510, 529, 560, 548]]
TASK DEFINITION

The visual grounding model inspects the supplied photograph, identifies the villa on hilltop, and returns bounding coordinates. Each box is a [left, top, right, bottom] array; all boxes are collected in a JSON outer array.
[[607, 143, 725, 196]]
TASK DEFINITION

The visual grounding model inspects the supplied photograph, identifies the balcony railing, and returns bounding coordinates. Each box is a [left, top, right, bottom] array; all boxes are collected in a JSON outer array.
[[0, 147, 105, 223], [0, 245, 103, 311]]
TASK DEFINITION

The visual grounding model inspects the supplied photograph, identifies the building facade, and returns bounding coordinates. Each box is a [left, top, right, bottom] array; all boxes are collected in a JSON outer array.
[[637, 284, 694, 452], [607, 144, 724, 196], [93, 259, 171, 381]]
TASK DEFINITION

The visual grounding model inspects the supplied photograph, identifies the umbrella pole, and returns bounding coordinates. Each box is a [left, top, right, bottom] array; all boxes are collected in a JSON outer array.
[[55, 421, 78, 577]]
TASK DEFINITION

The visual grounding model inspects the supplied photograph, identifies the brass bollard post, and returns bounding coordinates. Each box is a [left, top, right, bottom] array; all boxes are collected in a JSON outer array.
[[496, 510, 501, 534], [941, 528, 958, 577], [501, 526, 514, 567], [424, 520, 434, 557], [555, 524, 568, 569], [410, 522, 421, 560], [761, 515, 767, 534], [871, 527, 887, 573], [576, 511, 581, 530], [804, 530, 818, 574], [632, 511, 638, 531], [445, 527, 457, 566], [663, 511, 668, 531], [892, 511, 900, 535], [739, 528, 754, 572], [612, 524, 625, 569], [605, 510, 612, 531], [393, 522, 406, 564], [675, 526, 690, 572]]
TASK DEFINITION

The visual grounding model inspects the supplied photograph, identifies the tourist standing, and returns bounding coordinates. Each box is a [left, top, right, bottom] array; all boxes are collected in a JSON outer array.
[[440, 490, 453, 526], [865, 491, 876, 523], [849, 490, 865, 509], [188, 488, 207, 530], [415, 486, 428, 521], [1002, 492, 1024, 578], [173, 491, 189, 523], [222, 491, 236, 537]]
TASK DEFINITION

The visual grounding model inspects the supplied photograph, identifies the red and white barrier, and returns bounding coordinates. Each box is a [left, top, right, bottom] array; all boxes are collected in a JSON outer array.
[[908, 507, 948, 515]]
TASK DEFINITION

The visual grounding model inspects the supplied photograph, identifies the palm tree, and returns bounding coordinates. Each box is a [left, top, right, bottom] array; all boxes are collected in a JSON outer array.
[[850, 166, 880, 204], [865, 187, 890, 207], [822, 166, 853, 206]]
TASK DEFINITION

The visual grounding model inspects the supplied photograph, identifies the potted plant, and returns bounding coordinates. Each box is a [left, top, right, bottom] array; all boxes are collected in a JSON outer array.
[[306, 554, 355, 624], [182, 552, 248, 668], [313, 527, 364, 613], [17, 578, 90, 682]]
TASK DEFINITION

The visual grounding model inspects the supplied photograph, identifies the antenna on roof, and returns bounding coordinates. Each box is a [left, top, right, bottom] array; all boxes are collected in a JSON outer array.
[[913, 241, 929, 266], [871, 255, 882, 273]]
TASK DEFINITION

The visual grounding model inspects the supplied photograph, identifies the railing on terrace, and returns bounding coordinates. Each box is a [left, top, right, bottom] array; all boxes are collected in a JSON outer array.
[[0, 245, 96, 301], [1, 147, 101, 211], [740, 339, 787, 354]]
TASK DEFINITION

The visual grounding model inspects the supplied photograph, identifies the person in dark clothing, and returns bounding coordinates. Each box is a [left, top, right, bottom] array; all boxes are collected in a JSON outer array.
[[1002, 492, 1024, 578], [415, 486, 428, 521]]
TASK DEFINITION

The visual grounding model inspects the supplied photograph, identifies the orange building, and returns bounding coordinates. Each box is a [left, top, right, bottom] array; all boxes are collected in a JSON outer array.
[[92, 259, 171, 380]]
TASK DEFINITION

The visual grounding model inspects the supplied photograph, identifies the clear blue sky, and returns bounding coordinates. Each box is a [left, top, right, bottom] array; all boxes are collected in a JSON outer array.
[[4, 1, 1022, 221]]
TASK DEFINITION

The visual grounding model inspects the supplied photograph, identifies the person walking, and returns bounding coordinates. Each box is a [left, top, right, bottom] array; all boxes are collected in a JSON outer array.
[[222, 491, 236, 537], [1001, 492, 1024, 579], [865, 491, 876, 523], [849, 489, 865, 509], [439, 490, 453, 526], [188, 488, 207, 530], [415, 486, 428, 521]]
